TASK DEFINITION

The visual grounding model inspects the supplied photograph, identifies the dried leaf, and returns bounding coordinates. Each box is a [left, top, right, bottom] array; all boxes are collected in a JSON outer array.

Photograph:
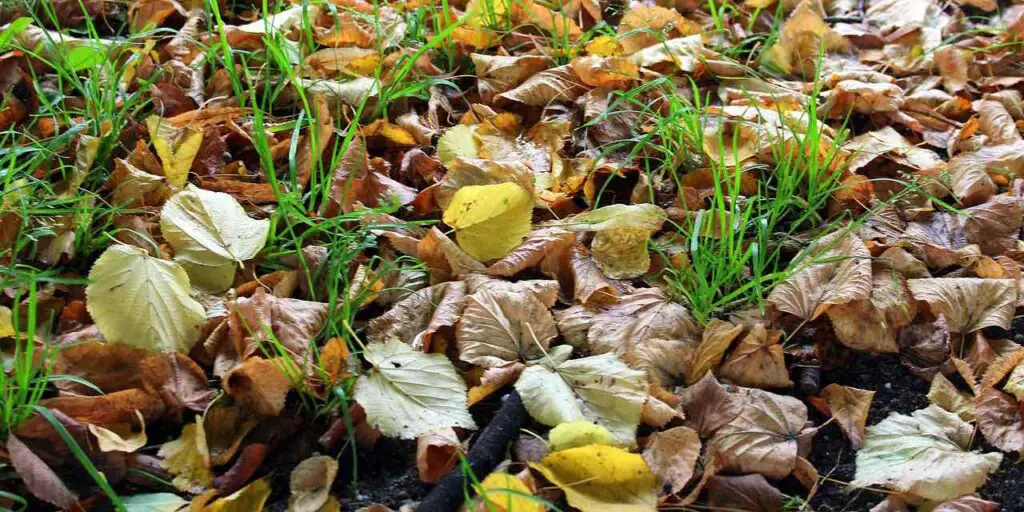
[[7, 433, 78, 509], [706, 474, 784, 512], [767, 232, 872, 320], [907, 278, 1015, 333], [289, 456, 338, 512], [719, 324, 792, 388], [708, 388, 809, 479], [642, 426, 700, 495], [416, 428, 460, 483], [456, 287, 557, 367], [223, 357, 293, 416], [820, 384, 873, 449], [159, 420, 214, 493], [367, 281, 466, 351]]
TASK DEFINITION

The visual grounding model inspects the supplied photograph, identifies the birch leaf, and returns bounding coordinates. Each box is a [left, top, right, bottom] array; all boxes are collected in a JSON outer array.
[[515, 353, 647, 445], [86, 245, 206, 353], [161, 184, 270, 268], [355, 339, 476, 439], [852, 405, 1002, 502]]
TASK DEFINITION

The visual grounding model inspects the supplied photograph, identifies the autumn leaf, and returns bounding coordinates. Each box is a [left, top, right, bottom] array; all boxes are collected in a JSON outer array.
[[442, 182, 533, 261], [767, 231, 872, 320], [223, 357, 293, 416], [548, 421, 616, 451], [688, 319, 743, 384], [367, 281, 466, 351], [719, 324, 792, 388], [476, 472, 543, 512], [706, 474, 784, 512], [928, 372, 976, 422], [289, 456, 338, 512], [159, 419, 214, 493], [530, 445, 658, 512], [86, 245, 206, 353], [7, 433, 78, 509], [498, 65, 586, 106], [827, 269, 916, 354], [852, 405, 1002, 501], [355, 339, 476, 439], [201, 478, 271, 512], [907, 278, 1015, 333], [471, 53, 551, 102], [146, 115, 203, 188], [416, 428, 461, 483], [642, 426, 700, 495], [819, 384, 874, 449], [515, 353, 647, 445], [456, 286, 557, 367], [553, 203, 666, 279], [679, 372, 746, 437]]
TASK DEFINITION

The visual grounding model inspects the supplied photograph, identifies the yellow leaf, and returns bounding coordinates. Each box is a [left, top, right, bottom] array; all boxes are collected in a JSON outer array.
[[476, 472, 543, 512], [202, 478, 271, 512], [586, 35, 623, 57], [146, 115, 203, 188], [0, 306, 14, 338], [437, 124, 479, 166], [548, 421, 615, 451], [530, 445, 657, 512], [158, 420, 213, 493], [442, 182, 533, 261]]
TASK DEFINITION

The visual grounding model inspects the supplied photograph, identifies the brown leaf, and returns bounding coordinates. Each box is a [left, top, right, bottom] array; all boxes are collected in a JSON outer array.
[[679, 373, 746, 437], [642, 426, 700, 495], [827, 269, 916, 354], [719, 324, 792, 388], [977, 100, 1022, 146], [927, 373, 975, 422], [976, 388, 1024, 456], [708, 388, 809, 479], [933, 495, 1000, 512], [456, 287, 557, 367], [825, 80, 904, 116], [416, 428, 461, 483], [498, 65, 586, 106], [962, 196, 1022, 257], [767, 232, 872, 320], [367, 281, 466, 351], [688, 319, 743, 385], [204, 402, 259, 467], [7, 433, 78, 509], [18, 390, 165, 442], [820, 384, 874, 449], [706, 473, 784, 512], [223, 289, 328, 374], [617, 5, 695, 54], [907, 278, 1015, 333], [934, 46, 969, 94], [540, 241, 618, 306], [223, 357, 293, 416], [417, 227, 486, 284], [289, 455, 339, 512], [214, 443, 268, 496], [488, 227, 574, 277], [948, 141, 1024, 206], [471, 53, 552, 102]]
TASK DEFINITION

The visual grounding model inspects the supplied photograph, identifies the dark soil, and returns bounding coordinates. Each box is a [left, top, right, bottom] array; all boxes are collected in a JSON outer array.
[[808, 351, 1024, 511]]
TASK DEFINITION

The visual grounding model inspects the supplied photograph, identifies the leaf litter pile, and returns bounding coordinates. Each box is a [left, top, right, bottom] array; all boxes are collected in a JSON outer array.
[[6, 0, 1024, 510]]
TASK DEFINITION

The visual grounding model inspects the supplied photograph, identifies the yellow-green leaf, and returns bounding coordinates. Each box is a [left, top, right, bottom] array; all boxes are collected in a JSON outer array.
[[442, 182, 533, 261], [476, 472, 543, 512], [548, 421, 616, 451], [530, 445, 657, 512], [202, 478, 271, 512], [437, 124, 478, 166]]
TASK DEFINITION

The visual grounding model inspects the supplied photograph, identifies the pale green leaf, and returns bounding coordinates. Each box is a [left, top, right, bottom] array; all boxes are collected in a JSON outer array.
[[123, 493, 189, 512]]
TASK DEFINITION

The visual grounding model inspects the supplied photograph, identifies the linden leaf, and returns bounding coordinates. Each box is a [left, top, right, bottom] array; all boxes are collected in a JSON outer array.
[[223, 357, 292, 416], [548, 421, 616, 451], [202, 478, 271, 512], [442, 182, 533, 261], [852, 405, 1002, 502], [718, 324, 792, 388], [927, 372, 975, 422], [688, 319, 743, 385], [766, 231, 872, 320], [158, 420, 213, 493], [436, 124, 478, 166], [471, 53, 551, 102], [146, 115, 203, 188], [367, 281, 467, 351], [86, 245, 206, 353], [476, 472, 543, 512], [708, 388, 809, 479], [976, 388, 1024, 457], [642, 426, 701, 495], [497, 65, 586, 106], [515, 353, 647, 445], [355, 339, 476, 439], [530, 445, 657, 512], [456, 287, 557, 367], [706, 474, 784, 512], [161, 184, 271, 269], [907, 278, 1015, 333], [122, 493, 189, 512], [826, 269, 916, 354], [554, 204, 665, 278]]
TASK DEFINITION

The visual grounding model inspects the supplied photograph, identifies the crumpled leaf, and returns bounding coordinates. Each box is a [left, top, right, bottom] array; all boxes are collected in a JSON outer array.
[[223, 357, 293, 416], [548, 421, 616, 451], [762, 0, 851, 77], [515, 353, 647, 445], [159, 419, 214, 493], [767, 232, 872, 320], [161, 184, 270, 288], [416, 428, 461, 483], [628, 35, 703, 71], [146, 115, 203, 188], [354, 339, 476, 439], [471, 53, 551, 102], [907, 278, 1015, 333], [688, 319, 743, 385], [289, 455, 338, 512], [820, 384, 874, 449], [933, 495, 1000, 512], [642, 426, 700, 495], [530, 444, 657, 512], [88, 409, 148, 452], [488, 227, 574, 277], [367, 281, 465, 351], [456, 286, 557, 367], [476, 472, 543, 512], [556, 204, 666, 278], [976, 388, 1024, 457], [442, 182, 533, 261], [498, 65, 585, 106], [851, 405, 1002, 501], [679, 372, 746, 437], [947, 141, 1024, 206], [928, 372, 976, 422], [719, 324, 792, 388], [708, 388, 809, 479], [86, 245, 206, 353]]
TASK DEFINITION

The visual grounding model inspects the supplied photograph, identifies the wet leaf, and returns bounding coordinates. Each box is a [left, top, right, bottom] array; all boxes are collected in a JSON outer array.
[[355, 339, 476, 439]]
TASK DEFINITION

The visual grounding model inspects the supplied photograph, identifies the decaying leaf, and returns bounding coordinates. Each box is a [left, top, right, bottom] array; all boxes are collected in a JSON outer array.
[[767, 232, 872, 320], [289, 455, 338, 512], [718, 324, 792, 388], [642, 426, 700, 495], [907, 278, 1015, 333], [820, 384, 874, 449], [367, 281, 466, 351], [159, 419, 214, 493], [554, 204, 666, 279], [708, 388, 809, 479], [928, 372, 976, 422], [355, 339, 476, 439], [852, 405, 1002, 501]]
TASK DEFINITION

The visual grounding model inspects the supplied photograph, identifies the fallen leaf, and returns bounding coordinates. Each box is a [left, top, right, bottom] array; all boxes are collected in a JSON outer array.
[[928, 372, 975, 422], [933, 495, 1000, 512], [516, 353, 647, 445], [86, 245, 206, 353], [223, 357, 293, 416], [642, 426, 700, 495], [719, 324, 792, 388], [146, 115, 203, 188], [708, 388, 809, 479], [555, 204, 666, 279], [456, 286, 557, 367], [548, 421, 616, 451], [289, 455, 338, 512], [907, 278, 1015, 333], [827, 269, 916, 354], [89, 409, 148, 452], [687, 319, 743, 385], [679, 373, 745, 437], [852, 405, 1002, 501], [367, 281, 466, 351], [530, 444, 657, 512], [122, 493, 190, 511], [706, 474, 784, 512], [159, 419, 214, 493], [498, 65, 585, 106], [201, 478, 271, 512], [442, 182, 534, 261], [820, 384, 874, 449], [767, 232, 872, 320], [7, 433, 78, 509], [976, 388, 1024, 457], [416, 428, 461, 483], [355, 339, 476, 439], [475, 472, 543, 512], [471, 54, 552, 102]]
